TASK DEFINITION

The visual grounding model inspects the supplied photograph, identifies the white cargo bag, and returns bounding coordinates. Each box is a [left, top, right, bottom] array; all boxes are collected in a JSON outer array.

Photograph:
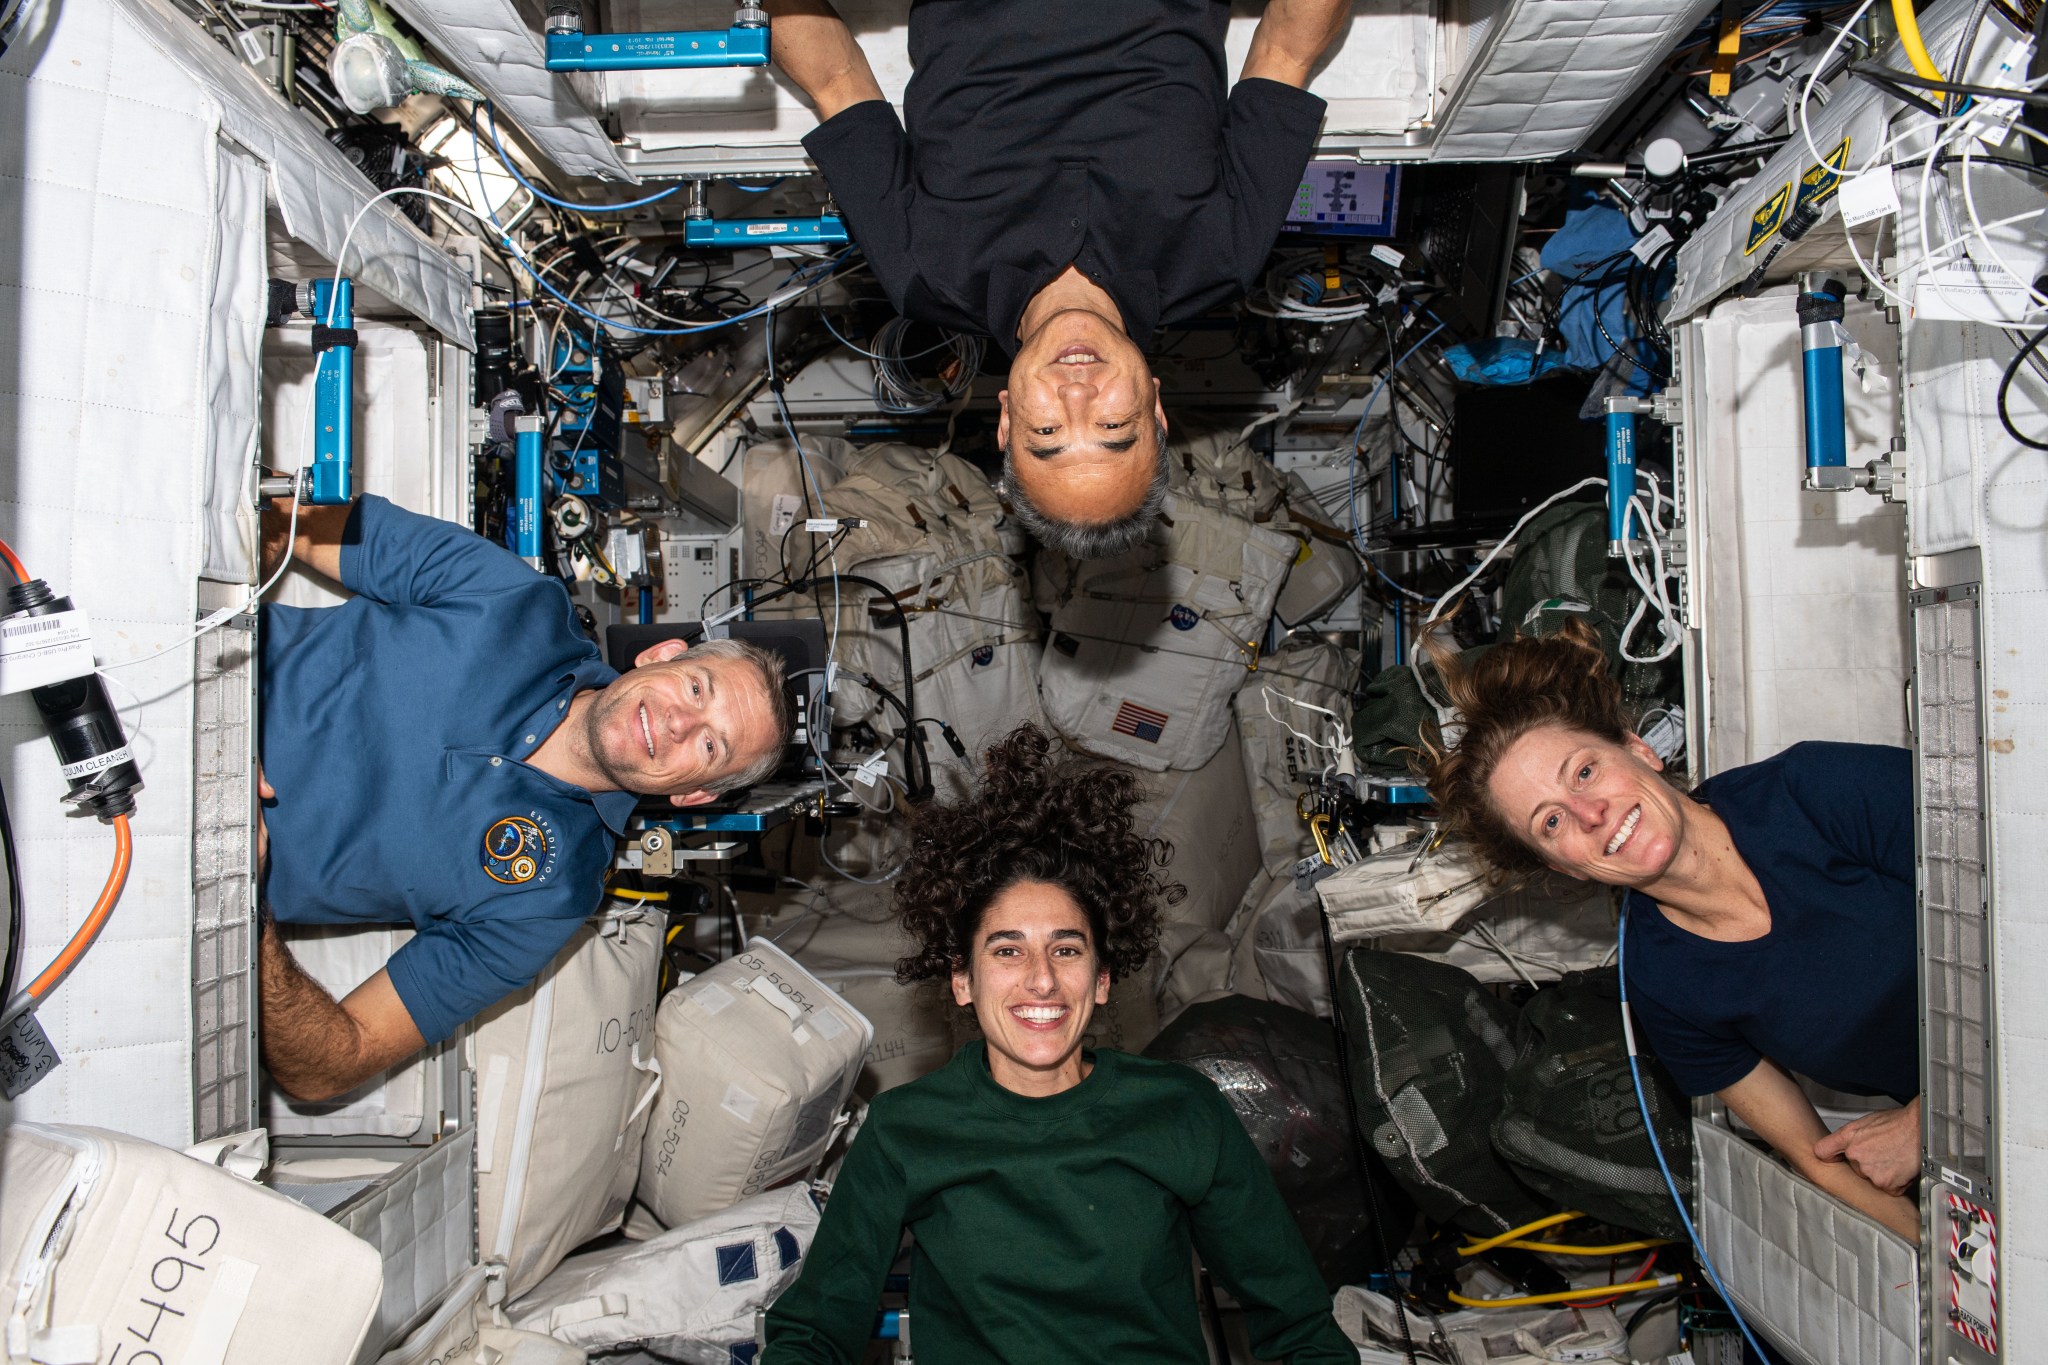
[[1315, 836, 1495, 942], [376, 1263, 587, 1365], [509, 1185, 821, 1361], [1132, 719, 1263, 932], [1238, 871, 1333, 1016], [1156, 922, 1236, 1025], [772, 884, 956, 1097], [1234, 639, 1356, 876], [475, 908, 664, 1298], [638, 938, 873, 1228], [1039, 492, 1296, 771], [739, 437, 853, 587], [818, 445, 1042, 799], [1, 1122, 384, 1365]]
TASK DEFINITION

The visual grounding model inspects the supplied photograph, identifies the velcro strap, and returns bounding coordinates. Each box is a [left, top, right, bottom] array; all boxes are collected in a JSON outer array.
[[29, 1324, 101, 1365], [547, 1294, 629, 1331], [311, 324, 358, 353]]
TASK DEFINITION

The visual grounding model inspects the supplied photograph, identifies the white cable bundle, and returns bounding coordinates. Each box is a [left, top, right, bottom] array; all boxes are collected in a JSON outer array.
[[1247, 250, 1378, 322], [870, 316, 983, 413]]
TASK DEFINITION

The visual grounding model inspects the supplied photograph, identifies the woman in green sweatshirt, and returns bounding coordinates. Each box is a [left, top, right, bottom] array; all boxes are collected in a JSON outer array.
[[764, 724, 1358, 1365]]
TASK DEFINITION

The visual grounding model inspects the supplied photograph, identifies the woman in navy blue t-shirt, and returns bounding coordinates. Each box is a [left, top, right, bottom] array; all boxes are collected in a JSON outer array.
[[1418, 620, 1920, 1242]]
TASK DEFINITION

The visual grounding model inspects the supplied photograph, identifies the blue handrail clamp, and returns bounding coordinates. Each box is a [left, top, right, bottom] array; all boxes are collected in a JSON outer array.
[[544, 4, 769, 72]]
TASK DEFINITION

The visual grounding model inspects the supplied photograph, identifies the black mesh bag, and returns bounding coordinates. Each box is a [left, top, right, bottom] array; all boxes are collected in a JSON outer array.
[[1352, 646, 1489, 777], [1333, 949, 1548, 1235], [1147, 996, 1413, 1290], [1489, 969, 1694, 1240]]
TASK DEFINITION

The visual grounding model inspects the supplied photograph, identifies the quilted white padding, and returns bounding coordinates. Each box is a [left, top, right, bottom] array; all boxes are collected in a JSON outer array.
[[335, 1127, 480, 1360], [8, 0, 475, 347], [382, 0, 631, 183], [1694, 1120, 1919, 1365], [1, 0, 224, 1145], [1428, 0, 1721, 161]]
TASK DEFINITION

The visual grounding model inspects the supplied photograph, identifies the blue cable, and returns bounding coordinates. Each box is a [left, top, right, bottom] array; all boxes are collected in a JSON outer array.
[[466, 104, 859, 339], [726, 178, 786, 193], [1346, 323, 1446, 551], [1618, 911, 1777, 1364], [482, 103, 683, 213]]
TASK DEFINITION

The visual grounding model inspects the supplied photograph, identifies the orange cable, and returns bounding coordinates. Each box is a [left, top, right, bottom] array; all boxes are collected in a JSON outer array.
[[0, 536, 27, 586], [23, 814, 132, 1001]]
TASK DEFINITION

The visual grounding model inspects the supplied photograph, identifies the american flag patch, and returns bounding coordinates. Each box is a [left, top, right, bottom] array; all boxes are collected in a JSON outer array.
[[1111, 700, 1169, 743]]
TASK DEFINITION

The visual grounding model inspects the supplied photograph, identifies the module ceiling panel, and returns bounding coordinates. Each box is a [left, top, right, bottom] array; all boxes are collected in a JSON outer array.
[[383, 0, 631, 183], [478, 0, 1716, 179]]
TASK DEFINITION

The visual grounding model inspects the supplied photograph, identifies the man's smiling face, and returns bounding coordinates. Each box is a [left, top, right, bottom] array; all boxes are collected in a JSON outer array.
[[583, 649, 777, 804]]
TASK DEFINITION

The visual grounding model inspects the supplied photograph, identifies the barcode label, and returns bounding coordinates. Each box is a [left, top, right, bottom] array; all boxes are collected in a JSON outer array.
[[2, 616, 67, 636], [0, 607, 95, 695]]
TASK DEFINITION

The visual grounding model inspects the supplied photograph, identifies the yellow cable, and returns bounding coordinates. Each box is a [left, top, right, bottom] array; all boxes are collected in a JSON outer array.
[[609, 886, 669, 903], [1489, 1237, 1672, 1257], [1447, 1273, 1682, 1309], [1457, 1211, 1585, 1256], [1890, 0, 1944, 81]]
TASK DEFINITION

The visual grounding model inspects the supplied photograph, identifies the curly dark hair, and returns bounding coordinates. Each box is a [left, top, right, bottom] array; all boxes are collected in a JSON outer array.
[[1415, 615, 1645, 882], [894, 723, 1181, 985]]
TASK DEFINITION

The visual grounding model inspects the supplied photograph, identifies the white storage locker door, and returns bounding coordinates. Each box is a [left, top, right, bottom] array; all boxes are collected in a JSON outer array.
[[0, 0, 272, 1145], [264, 924, 435, 1139], [1681, 290, 1909, 774], [1039, 493, 1296, 772], [509, 1184, 821, 1361], [0, 1122, 385, 1365], [637, 939, 872, 1229], [474, 909, 665, 1299]]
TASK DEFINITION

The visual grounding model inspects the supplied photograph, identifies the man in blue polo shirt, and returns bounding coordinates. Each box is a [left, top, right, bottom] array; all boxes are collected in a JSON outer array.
[[256, 494, 793, 1101]]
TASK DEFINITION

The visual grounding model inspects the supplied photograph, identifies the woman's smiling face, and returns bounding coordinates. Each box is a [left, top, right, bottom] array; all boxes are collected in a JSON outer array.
[[953, 879, 1109, 1096], [1485, 725, 1689, 886]]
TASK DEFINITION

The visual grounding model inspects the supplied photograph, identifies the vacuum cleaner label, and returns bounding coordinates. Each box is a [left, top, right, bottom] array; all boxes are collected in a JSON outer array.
[[59, 744, 134, 782]]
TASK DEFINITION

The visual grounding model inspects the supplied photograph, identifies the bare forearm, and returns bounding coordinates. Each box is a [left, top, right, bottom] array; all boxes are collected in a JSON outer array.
[[259, 925, 384, 1102], [260, 497, 351, 584], [763, 0, 885, 119], [1241, 0, 1352, 87], [1794, 1151, 1921, 1241]]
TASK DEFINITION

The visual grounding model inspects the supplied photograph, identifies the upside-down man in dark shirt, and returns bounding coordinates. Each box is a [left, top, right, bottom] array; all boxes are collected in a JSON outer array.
[[766, 0, 1349, 557]]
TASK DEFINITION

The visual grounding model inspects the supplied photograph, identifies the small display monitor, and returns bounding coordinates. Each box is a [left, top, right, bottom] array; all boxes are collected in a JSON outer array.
[[1280, 163, 1402, 239]]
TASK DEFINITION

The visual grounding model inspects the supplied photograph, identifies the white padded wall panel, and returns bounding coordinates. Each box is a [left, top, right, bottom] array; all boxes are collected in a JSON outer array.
[[382, 0, 631, 183], [0, 0, 240, 1145], [1695, 1121, 1919, 1365], [200, 142, 269, 585], [1427, 0, 1719, 161], [600, 0, 1432, 156]]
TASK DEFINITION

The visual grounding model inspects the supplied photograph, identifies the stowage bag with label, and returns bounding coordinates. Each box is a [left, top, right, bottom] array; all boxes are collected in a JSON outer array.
[[0, 1122, 384, 1365], [637, 937, 873, 1228]]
